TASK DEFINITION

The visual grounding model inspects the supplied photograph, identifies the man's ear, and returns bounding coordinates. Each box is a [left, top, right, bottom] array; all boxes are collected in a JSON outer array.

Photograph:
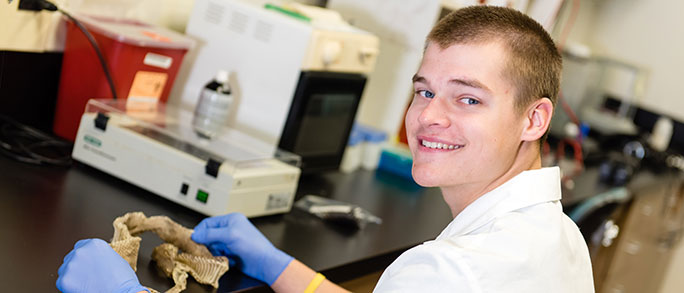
[[520, 97, 553, 142]]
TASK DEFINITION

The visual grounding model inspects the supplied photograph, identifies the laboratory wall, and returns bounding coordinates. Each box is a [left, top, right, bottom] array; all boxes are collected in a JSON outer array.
[[1, 0, 195, 52], [551, 0, 598, 47], [328, 0, 442, 139], [0, 0, 67, 52], [579, 0, 684, 122], [74, 0, 195, 33]]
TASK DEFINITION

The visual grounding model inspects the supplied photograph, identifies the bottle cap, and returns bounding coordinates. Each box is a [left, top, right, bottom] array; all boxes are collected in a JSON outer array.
[[215, 70, 229, 84]]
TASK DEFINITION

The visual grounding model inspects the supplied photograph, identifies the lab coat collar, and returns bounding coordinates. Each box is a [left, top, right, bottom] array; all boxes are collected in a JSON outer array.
[[436, 167, 562, 239]]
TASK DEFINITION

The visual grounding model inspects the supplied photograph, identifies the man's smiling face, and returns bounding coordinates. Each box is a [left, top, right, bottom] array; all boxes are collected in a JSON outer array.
[[406, 41, 528, 190]]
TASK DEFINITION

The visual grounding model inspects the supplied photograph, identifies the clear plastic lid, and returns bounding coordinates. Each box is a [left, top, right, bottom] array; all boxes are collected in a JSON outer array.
[[70, 14, 196, 50], [83, 99, 300, 168]]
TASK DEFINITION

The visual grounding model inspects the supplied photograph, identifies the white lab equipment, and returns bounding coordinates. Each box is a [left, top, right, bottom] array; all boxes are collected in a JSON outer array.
[[579, 58, 645, 135], [648, 116, 673, 152], [72, 99, 301, 217], [171, 0, 379, 173]]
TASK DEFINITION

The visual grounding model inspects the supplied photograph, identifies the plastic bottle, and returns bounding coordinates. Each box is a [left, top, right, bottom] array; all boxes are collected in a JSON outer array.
[[648, 116, 673, 152], [340, 126, 364, 173], [193, 70, 233, 138], [359, 125, 387, 170]]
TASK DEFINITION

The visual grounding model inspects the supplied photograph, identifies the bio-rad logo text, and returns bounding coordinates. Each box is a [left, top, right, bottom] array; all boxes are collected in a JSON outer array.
[[82, 135, 116, 161], [84, 135, 102, 147]]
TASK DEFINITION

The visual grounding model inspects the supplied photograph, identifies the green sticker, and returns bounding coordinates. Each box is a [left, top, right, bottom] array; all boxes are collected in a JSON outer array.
[[84, 135, 102, 147]]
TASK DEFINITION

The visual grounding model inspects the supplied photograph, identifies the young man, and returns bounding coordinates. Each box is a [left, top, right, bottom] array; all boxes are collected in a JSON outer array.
[[56, 5, 594, 293]]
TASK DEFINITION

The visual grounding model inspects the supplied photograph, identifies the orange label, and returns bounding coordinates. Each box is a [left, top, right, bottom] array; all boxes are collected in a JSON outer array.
[[128, 71, 167, 99], [142, 30, 172, 43], [127, 71, 167, 111]]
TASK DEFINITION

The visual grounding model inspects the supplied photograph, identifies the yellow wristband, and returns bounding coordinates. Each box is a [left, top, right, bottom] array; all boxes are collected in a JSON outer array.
[[304, 273, 326, 293]]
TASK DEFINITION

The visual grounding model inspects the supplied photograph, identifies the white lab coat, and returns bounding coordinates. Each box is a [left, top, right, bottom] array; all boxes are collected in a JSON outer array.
[[373, 167, 594, 292]]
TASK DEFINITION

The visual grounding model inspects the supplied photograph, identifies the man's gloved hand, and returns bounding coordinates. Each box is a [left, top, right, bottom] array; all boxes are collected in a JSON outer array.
[[191, 213, 294, 285], [56, 238, 149, 293]]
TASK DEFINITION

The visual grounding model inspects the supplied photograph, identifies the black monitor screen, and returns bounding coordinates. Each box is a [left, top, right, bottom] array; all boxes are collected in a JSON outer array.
[[292, 93, 356, 157]]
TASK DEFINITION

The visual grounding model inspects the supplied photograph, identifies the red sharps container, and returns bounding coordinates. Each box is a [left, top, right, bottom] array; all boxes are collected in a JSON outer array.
[[54, 14, 195, 141]]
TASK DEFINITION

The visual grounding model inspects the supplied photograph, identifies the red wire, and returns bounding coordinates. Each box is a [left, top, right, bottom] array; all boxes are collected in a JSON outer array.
[[556, 138, 584, 181], [559, 91, 581, 126], [557, 0, 581, 52]]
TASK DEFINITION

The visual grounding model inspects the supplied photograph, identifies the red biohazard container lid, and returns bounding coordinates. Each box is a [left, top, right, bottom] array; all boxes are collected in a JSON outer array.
[[71, 14, 196, 50]]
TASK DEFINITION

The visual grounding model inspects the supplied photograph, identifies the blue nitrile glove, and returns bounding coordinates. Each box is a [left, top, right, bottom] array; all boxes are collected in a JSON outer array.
[[191, 213, 294, 285], [56, 238, 149, 293]]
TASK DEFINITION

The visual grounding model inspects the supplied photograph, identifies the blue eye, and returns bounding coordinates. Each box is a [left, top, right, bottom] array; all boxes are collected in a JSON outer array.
[[417, 90, 435, 98], [460, 97, 480, 105]]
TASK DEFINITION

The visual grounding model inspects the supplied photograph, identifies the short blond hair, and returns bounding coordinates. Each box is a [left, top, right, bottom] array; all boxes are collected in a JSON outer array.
[[428, 5, 562, 114]]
